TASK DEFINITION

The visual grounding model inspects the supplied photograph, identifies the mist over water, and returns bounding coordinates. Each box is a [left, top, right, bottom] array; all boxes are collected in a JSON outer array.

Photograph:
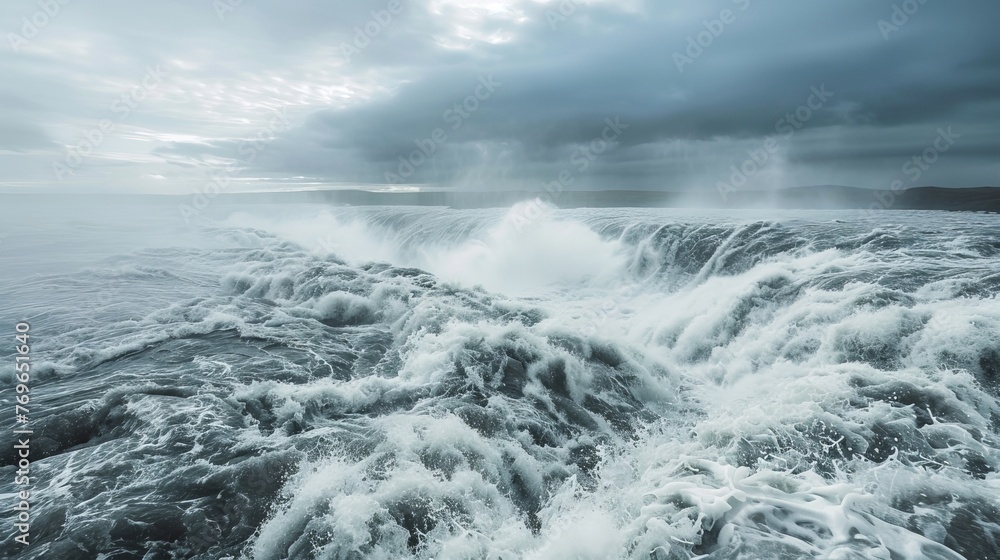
[[2, 197, 999, 559], [225, 203, 627, 295]]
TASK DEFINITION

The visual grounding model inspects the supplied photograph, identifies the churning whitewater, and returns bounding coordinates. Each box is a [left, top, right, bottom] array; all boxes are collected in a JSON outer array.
[[2, 201, 999, 559]]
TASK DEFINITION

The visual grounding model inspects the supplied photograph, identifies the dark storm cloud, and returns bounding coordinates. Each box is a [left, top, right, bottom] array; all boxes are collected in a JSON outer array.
[[1, 0, 997, 191], [253, 0, 1000, 188]]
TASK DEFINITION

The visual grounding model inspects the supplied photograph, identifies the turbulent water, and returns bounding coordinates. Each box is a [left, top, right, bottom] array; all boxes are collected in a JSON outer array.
[[2, 198, 999, 560]]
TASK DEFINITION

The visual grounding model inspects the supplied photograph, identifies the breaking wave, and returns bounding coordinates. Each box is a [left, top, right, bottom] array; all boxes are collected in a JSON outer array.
[[2, 201, 999, 559]]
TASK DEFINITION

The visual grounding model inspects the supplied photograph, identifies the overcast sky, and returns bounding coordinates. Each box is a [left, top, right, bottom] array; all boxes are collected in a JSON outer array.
[[1, 0, 998, 193]]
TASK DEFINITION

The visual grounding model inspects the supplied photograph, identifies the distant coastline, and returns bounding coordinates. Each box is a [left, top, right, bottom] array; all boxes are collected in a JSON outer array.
[[4, 186, 1000, 213]]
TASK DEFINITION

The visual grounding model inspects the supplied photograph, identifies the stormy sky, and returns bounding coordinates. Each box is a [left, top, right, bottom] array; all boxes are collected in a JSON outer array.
[[1, 0, 998, 193]]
